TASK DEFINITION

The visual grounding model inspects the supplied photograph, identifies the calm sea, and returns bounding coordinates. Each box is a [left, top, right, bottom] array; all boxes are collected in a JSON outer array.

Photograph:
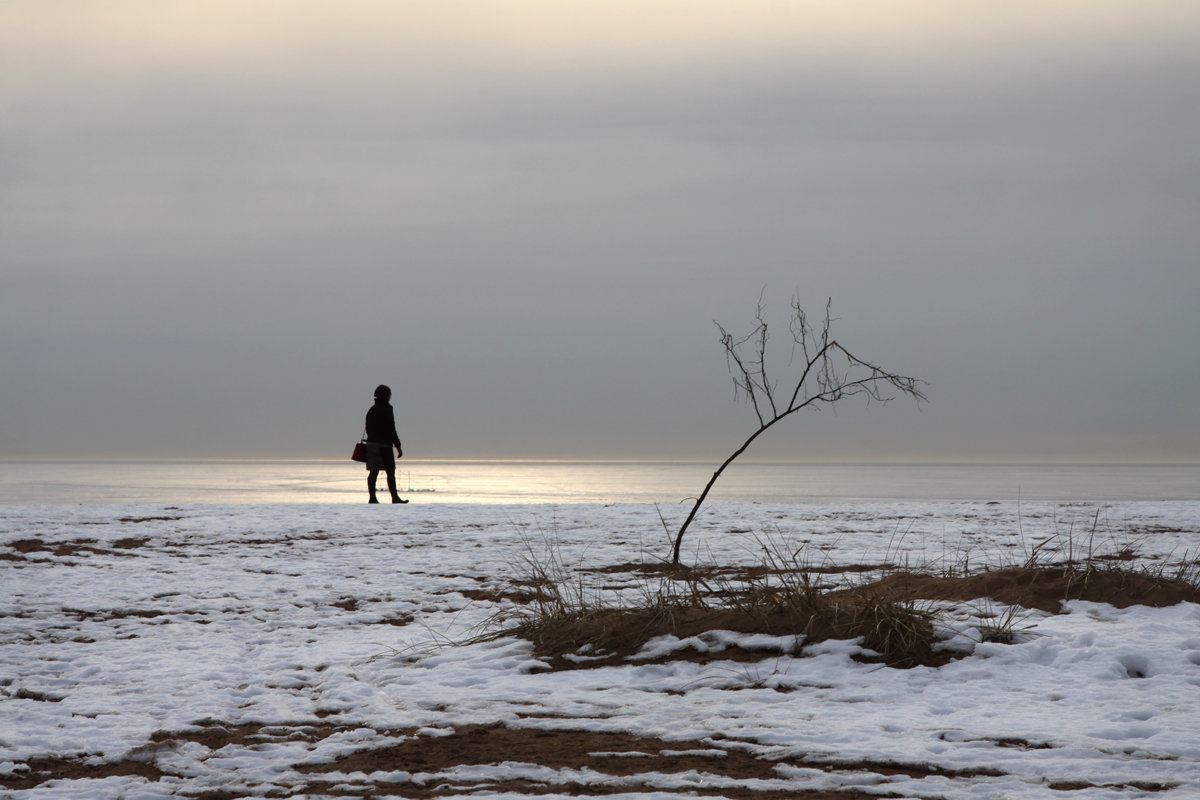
[[0, 461, 1196, 506]]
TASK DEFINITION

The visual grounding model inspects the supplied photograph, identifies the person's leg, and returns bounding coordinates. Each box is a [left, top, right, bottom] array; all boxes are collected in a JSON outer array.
[[386, 468, 407, 503], [367, 469, 379, 503]]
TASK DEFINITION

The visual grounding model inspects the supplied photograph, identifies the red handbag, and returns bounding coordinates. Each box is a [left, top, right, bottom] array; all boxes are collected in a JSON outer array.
[[351, 440, 367, 463]]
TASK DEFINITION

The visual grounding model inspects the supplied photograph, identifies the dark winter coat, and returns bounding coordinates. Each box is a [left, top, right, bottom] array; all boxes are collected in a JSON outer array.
[[365, 399, 402, 448]]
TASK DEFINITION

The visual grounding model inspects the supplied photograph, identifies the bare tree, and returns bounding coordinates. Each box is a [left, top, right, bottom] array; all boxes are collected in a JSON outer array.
[[671, 295, 927, 564]]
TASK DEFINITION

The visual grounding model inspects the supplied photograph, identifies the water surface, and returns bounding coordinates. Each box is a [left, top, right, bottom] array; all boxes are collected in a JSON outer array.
[[1, 461, 1195, 506]]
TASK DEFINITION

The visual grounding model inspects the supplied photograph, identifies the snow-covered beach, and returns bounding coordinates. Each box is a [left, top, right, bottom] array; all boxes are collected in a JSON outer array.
[[3, 499, 1199, 799]]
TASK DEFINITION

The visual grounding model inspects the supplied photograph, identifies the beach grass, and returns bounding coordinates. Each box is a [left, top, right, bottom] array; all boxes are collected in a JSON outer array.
[[486, 529, 1200, 669]]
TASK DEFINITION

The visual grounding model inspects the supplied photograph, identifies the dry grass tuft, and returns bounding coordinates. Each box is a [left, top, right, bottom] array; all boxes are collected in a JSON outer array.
[[490, 549, 944, 669], [480, 526, 1200, 672]]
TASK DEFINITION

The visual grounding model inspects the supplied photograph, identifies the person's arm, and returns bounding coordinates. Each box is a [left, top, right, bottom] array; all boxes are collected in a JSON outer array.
[[389, 408, 403, 455]]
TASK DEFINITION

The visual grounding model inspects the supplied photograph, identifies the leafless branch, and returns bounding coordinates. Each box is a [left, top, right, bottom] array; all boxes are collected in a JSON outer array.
[[671, 295, 927, 564]]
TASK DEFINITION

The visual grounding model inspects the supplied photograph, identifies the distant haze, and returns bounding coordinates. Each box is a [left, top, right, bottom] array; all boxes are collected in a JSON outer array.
[[2, 2, 1198, 463]]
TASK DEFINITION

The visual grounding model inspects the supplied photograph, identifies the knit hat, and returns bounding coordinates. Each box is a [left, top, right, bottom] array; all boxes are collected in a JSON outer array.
[[374, 384, 391, 399]]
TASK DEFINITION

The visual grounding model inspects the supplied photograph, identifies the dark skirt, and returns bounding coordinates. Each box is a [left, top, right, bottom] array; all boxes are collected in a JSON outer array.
[[364, 443, 395, 472]]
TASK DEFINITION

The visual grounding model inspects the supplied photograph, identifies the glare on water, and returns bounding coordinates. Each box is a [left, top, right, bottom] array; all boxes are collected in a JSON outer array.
[[0, 460, 1196, 506]]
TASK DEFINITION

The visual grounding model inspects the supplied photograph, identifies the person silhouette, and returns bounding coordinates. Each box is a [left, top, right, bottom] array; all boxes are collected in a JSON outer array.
[[363, 384, 407, 504]]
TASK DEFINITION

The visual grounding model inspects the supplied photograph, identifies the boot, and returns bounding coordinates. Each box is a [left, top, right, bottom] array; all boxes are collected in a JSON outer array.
[[391, 493, 408, 504]]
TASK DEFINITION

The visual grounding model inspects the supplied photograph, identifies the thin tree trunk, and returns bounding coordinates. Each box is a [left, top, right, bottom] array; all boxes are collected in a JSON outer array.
[[672, 421, 775, 563]]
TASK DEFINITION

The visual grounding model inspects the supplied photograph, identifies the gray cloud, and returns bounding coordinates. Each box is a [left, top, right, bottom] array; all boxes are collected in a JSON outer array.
[[2, 4, 1198, 462]]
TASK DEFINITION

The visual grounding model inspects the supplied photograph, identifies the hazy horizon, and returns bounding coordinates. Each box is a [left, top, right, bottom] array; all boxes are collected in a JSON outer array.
[[3, 456, 1198, 466], [3, 2, 1198, 464]]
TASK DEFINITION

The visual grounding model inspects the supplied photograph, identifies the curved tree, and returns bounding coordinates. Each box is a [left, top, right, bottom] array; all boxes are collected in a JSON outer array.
[[671, 296, 927, 564]]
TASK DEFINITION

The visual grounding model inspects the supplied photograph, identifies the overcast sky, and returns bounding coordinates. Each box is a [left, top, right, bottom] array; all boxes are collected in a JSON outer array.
[[2, 1, 1198, 463]]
